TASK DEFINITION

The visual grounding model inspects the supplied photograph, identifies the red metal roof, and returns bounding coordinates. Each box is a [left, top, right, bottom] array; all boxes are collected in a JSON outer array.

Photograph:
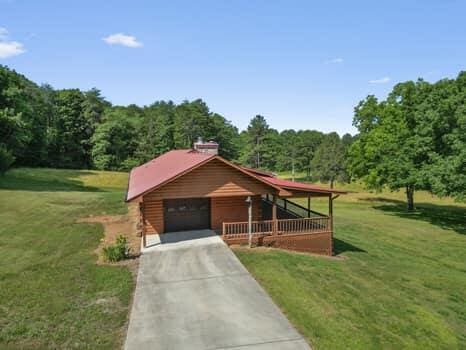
[[256, 175, 346, 195], [239, 165, 345, 195], [125, 150, 214, 201], [126, 150, 345, 201]]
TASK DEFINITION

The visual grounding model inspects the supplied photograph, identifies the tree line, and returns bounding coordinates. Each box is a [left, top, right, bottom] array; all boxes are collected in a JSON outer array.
[[1, 65, 465, 208], [0, 65, 353, 183], [238, 115, 353, 187]]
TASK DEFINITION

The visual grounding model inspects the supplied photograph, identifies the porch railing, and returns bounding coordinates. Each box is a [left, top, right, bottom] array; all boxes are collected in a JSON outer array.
[[222, 217, 330, 239], [222, 219, 274, 238], [277, 217, 330, 233]]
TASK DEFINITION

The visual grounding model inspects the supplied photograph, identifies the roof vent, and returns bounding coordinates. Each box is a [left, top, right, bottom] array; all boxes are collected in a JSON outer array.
[[194, 137, 219, 155]]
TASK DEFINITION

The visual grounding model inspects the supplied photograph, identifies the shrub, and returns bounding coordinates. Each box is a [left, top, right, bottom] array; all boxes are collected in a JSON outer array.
[[102, 235, 131, 262]]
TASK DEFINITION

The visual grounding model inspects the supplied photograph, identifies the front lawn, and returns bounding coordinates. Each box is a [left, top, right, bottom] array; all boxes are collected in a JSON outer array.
[[0, 168, 133, 349], [2, 168, 465, 349], [235, 182, 466, 349]]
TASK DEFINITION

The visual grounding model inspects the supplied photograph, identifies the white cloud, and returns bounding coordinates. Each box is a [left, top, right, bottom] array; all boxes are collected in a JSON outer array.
[[0, 27, 26, 59], [103, 33, 143, 48], [369, 76, 391, 84], [325, 57, 344, 64], [0, 41, 25, 58]]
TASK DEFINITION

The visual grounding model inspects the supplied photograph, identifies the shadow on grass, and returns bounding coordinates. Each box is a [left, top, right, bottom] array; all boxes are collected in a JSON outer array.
[[333, 237, 367, 255], [0, 169, 102, 192], [374, 203, 466, 235]]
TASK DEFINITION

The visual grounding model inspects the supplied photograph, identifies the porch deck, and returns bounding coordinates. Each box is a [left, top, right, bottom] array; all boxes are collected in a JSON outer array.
[[222, 218, 333, 256]]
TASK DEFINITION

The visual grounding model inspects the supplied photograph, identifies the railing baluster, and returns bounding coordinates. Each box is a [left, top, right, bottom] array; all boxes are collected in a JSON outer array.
[[222, 216, 331, 240]]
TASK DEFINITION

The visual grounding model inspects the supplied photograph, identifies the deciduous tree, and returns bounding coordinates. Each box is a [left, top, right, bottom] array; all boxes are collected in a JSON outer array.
[[311, 132, 346, 188], [91, 109, 138, 170], [348, 73, 466, 209]]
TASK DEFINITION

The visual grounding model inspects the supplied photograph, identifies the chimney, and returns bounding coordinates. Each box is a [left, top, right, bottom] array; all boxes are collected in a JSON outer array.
[[194, 137, 219, 155]]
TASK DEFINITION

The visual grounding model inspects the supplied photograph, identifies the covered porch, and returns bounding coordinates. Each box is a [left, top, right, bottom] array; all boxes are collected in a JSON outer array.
[[222, 190, 341, 256]]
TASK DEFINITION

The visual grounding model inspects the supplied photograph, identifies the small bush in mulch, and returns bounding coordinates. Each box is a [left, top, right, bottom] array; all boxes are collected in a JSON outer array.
[[102, 235, 131, 262]]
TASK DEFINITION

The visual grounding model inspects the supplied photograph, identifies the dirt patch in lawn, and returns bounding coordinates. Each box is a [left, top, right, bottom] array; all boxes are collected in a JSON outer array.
[[78, 202, 141, 275]]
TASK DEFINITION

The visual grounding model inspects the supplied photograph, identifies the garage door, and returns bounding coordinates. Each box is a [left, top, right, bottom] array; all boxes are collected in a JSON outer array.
[[163, 198, 211, 232]]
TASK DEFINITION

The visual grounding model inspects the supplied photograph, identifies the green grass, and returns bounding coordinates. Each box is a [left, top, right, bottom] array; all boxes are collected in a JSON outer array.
[[2, 167, 465, 349], [235, 179, 466, 349], [0, 168, 133, 349]]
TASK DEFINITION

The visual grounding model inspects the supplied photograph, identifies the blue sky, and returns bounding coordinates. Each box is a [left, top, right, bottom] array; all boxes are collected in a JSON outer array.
[[1, 0, 465, 134]]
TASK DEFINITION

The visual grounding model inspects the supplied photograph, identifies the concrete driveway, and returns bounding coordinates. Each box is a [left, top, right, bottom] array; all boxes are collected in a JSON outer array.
[[125, 230, 311, 350]]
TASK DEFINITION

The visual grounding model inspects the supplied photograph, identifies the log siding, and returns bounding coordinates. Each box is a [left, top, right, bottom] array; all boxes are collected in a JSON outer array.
[[211, 195, 261, 232], [143, 159, 274, 200]]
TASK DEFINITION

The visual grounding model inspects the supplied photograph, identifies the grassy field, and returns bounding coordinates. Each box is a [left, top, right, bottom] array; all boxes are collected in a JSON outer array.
[[0, 168, 132, 349], [1, 168, 465, 349], [235, 176, 466, 349]]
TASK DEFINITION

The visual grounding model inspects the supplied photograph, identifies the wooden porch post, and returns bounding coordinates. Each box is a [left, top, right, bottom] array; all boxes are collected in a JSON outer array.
[[272, 194, 278, 235], [328, 194, 333, 231], [140, 202, 147, 248], [328, 194, 337, 256], [307, 195, 311, 218]]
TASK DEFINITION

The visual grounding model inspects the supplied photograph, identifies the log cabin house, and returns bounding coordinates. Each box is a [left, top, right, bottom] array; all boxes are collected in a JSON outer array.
[[125, 139, 345, 255]]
